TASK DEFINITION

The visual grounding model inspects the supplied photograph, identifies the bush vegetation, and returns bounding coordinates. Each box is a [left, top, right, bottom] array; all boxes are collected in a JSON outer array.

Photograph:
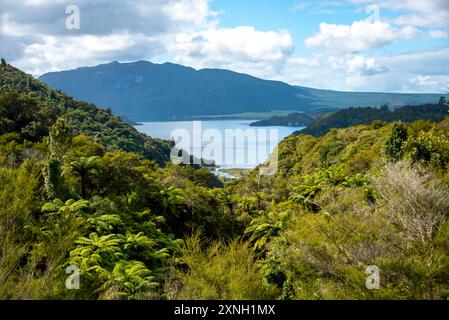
[[1, 62, 448, 300]]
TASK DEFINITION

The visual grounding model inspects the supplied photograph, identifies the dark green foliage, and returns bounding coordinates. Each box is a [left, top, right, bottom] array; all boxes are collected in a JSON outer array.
[[319, 141, 344, 168], [43, 157, 63, 199], [69, 156, 104, 199], [371, 119, 386, 129], [0, 92, 53, 141], [250, 112, 315, 127], [1, 63, 449, 300], [0, 64, 173, 164], [178, 166, 223, 188], [42, 119, 73, 200], [301, 103, 449, 137], [384, 121, 408, 162], [383, 120, 449, 169], [0, 65, 248, 300], [0, 160, 74, 299], [263, 254, 287, 289]]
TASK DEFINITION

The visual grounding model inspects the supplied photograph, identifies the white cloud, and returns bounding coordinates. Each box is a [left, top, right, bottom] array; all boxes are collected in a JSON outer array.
[[346, 55, 388, 75], [1, 0, 294, 76], [167, 26, 293, 75], [23, 0, 65, 5], [288, 56, 319, 67], [404, 75, 449, 93], [296, 1, 449, 90], [350, 0, 449, 29], [161, 0, 216, 25], [305, 20, 421, 52], [429, 30, 448, 39], [273, 47, 449, 93], [11, 33, 158, 75], [1, 0, 448, 94], [377, 47, 449, 76], [397, 25, 421, 40]]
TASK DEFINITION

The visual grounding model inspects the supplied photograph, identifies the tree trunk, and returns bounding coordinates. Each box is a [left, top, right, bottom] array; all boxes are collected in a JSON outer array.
[[80, 173, 87, 199]]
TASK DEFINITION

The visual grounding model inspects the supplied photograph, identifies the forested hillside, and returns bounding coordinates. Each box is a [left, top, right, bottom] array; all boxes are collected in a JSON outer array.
[[250, 112, 315, 127], [300, 102, 449, 137], [39, 60, 446, 121], [40, 61, 315, 121], [1, 62, 235, 299], [231, 118, 449, 299], [1, 62, 449, 300], [0, 63, 173, 164]]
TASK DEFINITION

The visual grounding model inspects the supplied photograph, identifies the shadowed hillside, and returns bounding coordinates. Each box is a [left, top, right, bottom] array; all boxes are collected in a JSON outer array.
[[40, 60, 447, 121], [1, 62, 173, 164]]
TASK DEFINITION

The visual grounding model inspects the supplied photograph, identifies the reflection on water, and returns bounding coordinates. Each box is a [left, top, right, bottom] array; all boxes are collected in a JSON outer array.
[[213, 168, 237, 180], [136, 120, 304, 169]]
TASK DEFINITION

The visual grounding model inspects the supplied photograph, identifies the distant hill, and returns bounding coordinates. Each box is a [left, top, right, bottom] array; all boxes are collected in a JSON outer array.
[[299, 102, 449, 137], [39, 60, 447, 121], [40, 61, 316, 121], [0, 63, 173, 164], [250, 112, 314, 127]]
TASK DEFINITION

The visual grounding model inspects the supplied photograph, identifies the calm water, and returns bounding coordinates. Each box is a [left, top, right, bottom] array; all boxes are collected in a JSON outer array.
[[136, 120, 304, 169]]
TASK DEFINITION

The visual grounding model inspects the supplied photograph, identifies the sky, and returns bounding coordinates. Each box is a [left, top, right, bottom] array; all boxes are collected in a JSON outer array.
[[1, 0, 448, 93]]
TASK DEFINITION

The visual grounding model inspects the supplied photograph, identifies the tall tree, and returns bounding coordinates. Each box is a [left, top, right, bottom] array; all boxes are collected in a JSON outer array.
[[69, 156, 103, 198], [43, 119, 73, 200], [43, 157, 63, 200], [384, 121, 408, 163], [48, 118, 73, 161]]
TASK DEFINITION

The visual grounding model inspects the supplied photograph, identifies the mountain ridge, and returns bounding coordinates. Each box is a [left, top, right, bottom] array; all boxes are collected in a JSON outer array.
[[39, 60, 447, 121]]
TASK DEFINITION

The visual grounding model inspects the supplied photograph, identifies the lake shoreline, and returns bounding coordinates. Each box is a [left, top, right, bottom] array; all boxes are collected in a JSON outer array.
[[135, 119, 305, 170]]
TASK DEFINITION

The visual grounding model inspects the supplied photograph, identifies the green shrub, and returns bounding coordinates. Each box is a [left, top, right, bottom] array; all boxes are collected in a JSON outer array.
[[167, 234, 279, 300]]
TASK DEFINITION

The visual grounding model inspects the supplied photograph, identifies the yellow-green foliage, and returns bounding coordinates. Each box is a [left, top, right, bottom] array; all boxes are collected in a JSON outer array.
[[240, 123, 390, 203], [0, 160, 81, 299], [167, 234, 279, 300], [1, 71, 449, 302], [267, 163, 449, 300], [0, 161, 40, 298], [232, 120, 449, 300]]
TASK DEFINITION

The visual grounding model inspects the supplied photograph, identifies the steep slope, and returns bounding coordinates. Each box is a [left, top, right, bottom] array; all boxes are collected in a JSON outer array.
[[0, 62, 173, 164], [237, 117, 449, 300]]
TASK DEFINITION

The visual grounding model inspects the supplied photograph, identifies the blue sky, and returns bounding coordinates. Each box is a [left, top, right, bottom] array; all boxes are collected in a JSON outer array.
[[211, 0, 448, 53], [1, 0, 448, 93], [211, 0, 449, 59]]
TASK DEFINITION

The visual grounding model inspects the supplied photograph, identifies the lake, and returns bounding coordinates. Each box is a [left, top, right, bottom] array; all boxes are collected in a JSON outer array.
[[136, 120, 304, 169]]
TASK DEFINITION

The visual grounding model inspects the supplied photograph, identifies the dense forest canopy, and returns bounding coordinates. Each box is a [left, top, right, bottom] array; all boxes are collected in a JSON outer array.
[[0, 63, 173, 164], [300, 102, 449, 136], [1, 61, 449, 300]]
